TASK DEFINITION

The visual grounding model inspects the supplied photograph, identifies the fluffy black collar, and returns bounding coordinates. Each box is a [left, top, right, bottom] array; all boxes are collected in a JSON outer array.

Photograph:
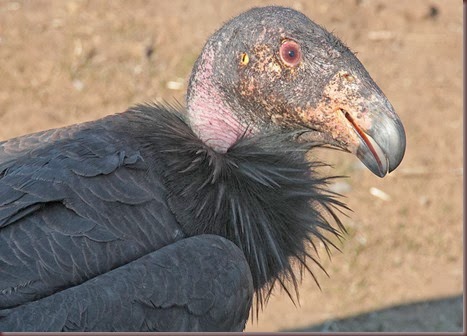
[[121, 104, 346, 311]]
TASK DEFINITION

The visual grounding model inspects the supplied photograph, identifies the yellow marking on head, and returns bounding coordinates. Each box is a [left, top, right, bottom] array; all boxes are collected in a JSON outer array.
[[240, 52, 249, 65]]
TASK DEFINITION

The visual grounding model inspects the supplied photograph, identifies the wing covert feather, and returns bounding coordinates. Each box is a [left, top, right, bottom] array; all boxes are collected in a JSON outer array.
[[0, 118, 184, 309], [0, 235, 253, 332]]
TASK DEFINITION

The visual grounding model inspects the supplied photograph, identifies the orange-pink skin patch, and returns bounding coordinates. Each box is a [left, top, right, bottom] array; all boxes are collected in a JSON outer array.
[[189, 46, 248, 152], [237, 46, 378, 155], [298, 71, 375, 154]]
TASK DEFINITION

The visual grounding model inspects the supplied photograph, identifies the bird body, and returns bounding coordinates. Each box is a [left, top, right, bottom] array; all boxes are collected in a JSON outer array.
[[0, 6, 406, 331], [1, 234, 253, 331]]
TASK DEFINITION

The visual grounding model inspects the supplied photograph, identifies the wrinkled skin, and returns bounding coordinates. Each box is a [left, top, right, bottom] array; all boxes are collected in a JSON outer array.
[[188, 6, 405, 176]]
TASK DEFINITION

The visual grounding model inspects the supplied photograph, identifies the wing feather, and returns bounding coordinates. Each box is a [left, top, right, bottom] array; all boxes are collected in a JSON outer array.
[[0, 117, 183, 309], [0, 235, 253, 332]]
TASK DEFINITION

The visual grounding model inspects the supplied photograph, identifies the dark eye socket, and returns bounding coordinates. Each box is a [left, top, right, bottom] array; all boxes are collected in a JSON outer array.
[[279, 40, 302, 67]]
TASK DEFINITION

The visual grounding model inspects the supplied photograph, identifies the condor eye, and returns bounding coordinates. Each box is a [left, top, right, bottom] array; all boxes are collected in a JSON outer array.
[[279, 40, 302, 67]]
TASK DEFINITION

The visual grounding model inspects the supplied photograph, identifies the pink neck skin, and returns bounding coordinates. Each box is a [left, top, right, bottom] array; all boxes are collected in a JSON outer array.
[[187, 47, 247, 153]]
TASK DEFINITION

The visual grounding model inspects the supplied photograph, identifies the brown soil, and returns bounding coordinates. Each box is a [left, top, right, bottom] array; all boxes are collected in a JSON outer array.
[[0, 0, 462, 332]]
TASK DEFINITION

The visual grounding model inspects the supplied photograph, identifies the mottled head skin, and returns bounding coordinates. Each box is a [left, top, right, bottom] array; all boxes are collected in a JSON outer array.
[[187, 6, 405, 177]]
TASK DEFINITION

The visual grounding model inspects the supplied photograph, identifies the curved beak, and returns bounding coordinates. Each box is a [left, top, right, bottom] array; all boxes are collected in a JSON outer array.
[[300, 71, 406, 177], [344, 101, 406, 177]]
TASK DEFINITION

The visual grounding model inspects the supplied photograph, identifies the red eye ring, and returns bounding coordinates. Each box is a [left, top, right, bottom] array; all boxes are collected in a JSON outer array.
[[279, 40, 302, 67]]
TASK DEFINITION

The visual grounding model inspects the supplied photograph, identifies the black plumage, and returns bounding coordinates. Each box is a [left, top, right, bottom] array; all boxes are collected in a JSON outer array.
[[1, 234, 252, 331], [0, 6, 405, 331]]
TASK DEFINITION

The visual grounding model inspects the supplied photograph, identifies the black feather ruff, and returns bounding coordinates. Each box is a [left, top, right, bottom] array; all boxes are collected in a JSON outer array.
[[120, 104, 347, 312]]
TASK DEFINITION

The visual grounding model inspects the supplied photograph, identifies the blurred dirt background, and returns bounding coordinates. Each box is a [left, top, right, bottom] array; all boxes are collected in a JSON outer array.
[[0, 0, 463, 332]]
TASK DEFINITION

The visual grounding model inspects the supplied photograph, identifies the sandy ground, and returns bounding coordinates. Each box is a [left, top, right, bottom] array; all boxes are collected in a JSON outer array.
[[0, 0, 463, 332]]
